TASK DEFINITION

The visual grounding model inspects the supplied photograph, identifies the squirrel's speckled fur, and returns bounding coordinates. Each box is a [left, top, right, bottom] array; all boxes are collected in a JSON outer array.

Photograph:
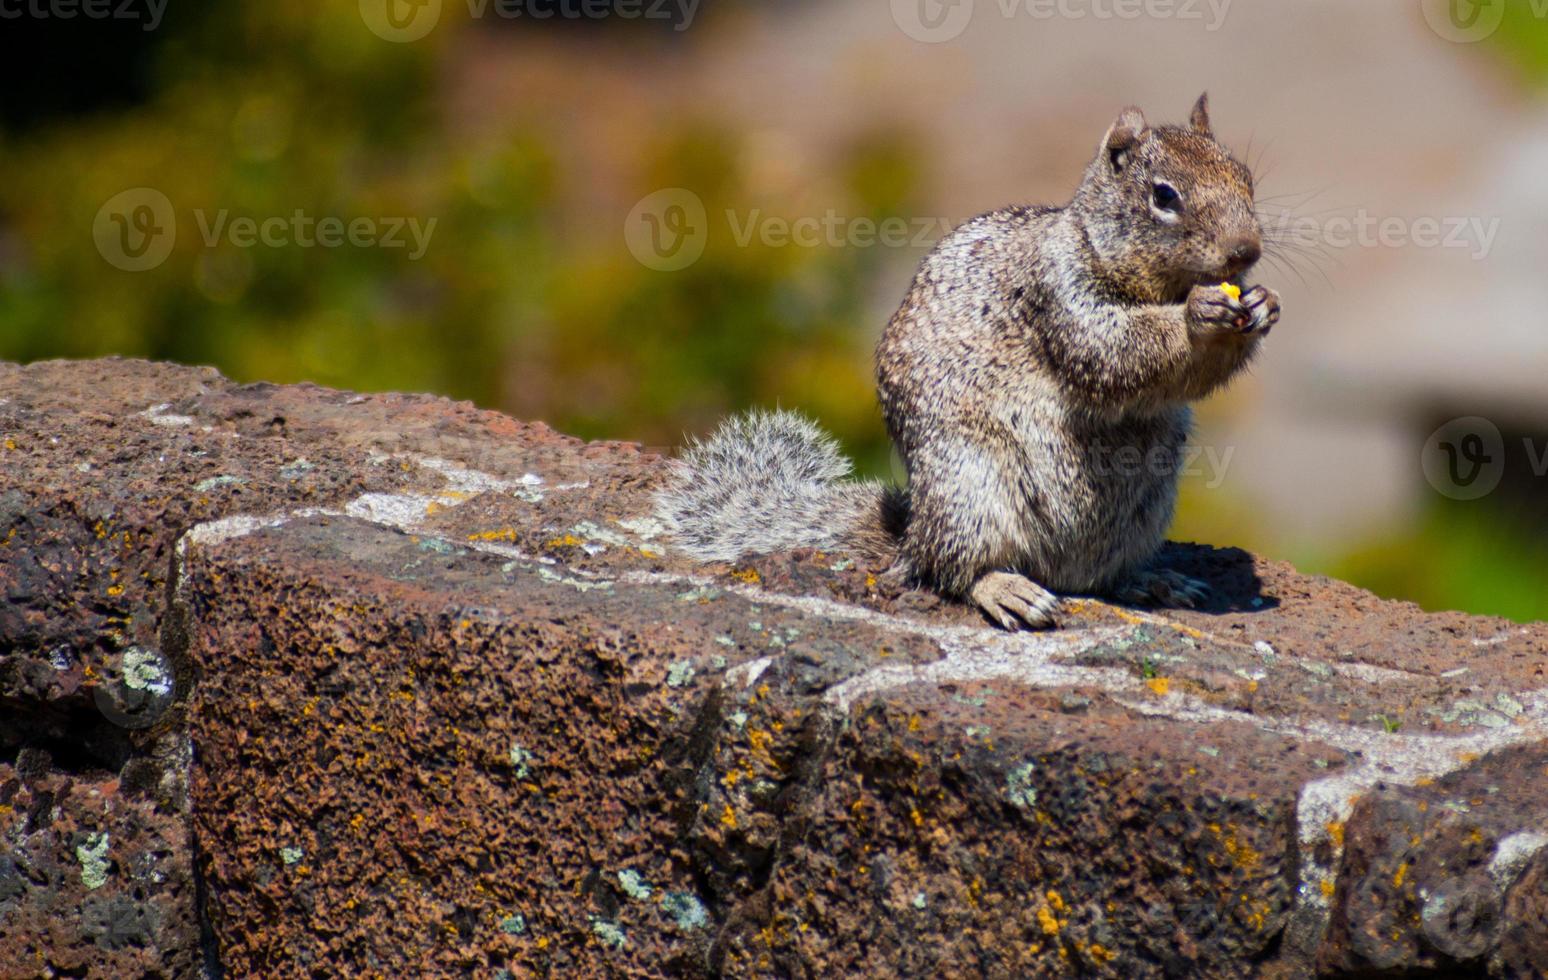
[[656, 95, 1280, 630], [655, 411, 907, 563]]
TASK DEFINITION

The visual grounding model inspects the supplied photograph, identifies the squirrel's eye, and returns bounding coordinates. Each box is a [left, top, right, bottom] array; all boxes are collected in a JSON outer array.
[[1151, 182, 1181, 212]]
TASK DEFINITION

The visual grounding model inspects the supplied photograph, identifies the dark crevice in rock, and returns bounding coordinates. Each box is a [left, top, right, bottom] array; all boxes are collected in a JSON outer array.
[[752, 707, 846, 979], [159, 535, 198, 710], [0, 701, 131, 777], [664, 686, 732, 911], [665, 683, 729, 842], [769, 707, 845, 861], [190, 824, 225, 980], [664, 680, 751, 974], [703, 689, 847, 978]]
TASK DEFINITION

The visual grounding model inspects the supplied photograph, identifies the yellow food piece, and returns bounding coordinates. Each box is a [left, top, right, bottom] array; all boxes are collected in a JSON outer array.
[[1219, 282, 1242, 301]]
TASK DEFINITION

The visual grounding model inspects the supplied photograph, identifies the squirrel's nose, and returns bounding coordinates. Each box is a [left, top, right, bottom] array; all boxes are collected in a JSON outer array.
[[1224, 238, 1261, 273]]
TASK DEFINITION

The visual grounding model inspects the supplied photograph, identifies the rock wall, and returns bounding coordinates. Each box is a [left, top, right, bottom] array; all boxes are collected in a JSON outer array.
[[1, 358, 1545, 978]]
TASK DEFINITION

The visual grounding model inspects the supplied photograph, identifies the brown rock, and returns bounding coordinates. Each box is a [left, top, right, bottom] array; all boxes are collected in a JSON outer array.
[[1, 358, 1545, 977]]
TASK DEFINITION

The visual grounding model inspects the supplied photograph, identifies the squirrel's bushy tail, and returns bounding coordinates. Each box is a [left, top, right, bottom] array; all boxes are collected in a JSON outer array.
[[655, 410, 904, 564]]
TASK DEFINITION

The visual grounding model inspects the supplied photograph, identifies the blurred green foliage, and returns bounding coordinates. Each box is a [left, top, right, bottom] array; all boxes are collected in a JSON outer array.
[[1491, 0, 1548, 82], [1326, 501, 1548, 624], [1, 2, 1544, 623], [0, 2, 902, 470]]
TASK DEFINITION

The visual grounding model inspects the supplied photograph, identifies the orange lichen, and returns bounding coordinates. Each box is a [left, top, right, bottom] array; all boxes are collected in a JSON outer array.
[[468, 528, 520, 542], [1036, 905, 1062, 936], [967, 876, 984, 909], [1207, 822, 1261, 872], [746, 727, 774, 756], [1232, 891, 1269, 935]]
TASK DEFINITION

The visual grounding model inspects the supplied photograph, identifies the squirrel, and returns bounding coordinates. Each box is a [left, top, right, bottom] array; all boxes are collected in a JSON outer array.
[[656, 94, 1279, 630]]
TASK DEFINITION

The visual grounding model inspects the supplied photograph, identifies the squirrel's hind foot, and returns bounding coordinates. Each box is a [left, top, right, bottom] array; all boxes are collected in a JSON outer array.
[[1112, 568, 1209, 610], [970, 572, 1059, 631]]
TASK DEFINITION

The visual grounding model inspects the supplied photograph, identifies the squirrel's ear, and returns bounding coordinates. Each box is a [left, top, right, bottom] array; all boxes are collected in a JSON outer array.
[[1103, 107, 1147, 173], [1189, 92, 1213, 136]]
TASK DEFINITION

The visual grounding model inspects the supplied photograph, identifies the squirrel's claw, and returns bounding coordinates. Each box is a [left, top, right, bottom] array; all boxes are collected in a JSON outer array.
[[971, 572, 1059, 631], [1238, 285, 1281, 335], [1114, 568, 1209, 610]]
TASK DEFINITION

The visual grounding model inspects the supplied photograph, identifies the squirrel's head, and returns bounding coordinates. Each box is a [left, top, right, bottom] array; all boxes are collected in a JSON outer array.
[[1074, 94, 1261, 304]]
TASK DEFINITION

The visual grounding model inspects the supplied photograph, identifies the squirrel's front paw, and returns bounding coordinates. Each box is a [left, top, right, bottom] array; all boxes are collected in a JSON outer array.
[[970, 572, 1059, 631], [1187, 283, 1277, 337], [1239, 285, 1280, 335]]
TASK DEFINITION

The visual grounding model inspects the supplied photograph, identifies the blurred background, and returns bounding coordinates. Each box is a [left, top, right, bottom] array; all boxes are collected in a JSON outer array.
[[2, 0, 1546, 620]]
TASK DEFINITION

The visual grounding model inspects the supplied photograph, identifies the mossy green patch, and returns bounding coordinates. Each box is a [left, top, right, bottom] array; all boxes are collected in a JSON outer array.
[[76, 832, 111, 890], [1006, 762, 1038, 809], [617, 869, 653, 901]]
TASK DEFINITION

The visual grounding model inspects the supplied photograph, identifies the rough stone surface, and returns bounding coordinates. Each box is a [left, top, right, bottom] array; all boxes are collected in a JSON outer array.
[[2, 357, 1546, 978]]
